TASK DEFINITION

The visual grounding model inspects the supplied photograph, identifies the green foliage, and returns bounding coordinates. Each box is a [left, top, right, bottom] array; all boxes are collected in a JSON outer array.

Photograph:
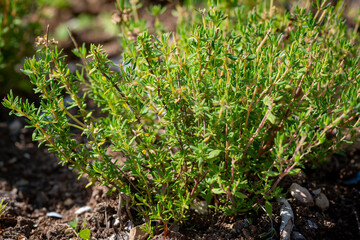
[[38, 0, 70, 8], [2, 0, 360, 236], [69, 217, 91, 240], [0, 0, 41, 94], [0, 198, 8, 218]]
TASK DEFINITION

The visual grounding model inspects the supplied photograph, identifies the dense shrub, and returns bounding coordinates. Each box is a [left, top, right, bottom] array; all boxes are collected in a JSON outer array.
[[3, 0, 360, 236]]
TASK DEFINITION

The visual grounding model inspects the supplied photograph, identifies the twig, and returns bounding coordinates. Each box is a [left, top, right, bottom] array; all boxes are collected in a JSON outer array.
[[118, 192, 123, 231], [105, 196, 109, 235]]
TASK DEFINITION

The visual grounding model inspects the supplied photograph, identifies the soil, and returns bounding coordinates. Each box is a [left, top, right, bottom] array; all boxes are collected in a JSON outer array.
[[1, 0, 360, 239]]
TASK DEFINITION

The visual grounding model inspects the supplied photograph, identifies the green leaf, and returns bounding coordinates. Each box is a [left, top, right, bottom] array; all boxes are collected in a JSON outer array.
[[246, 54, 256, 60], [288, 168, 301, 175], [227, 54, 239, 60], [299, 46, 309, 54], [265, 201, 272, 217], [79, 228, 91, 239], [263, 96, 271, 106], [233, 192, 247, 198], [20, 69, 33, 76], [69, 217, 77, 230], [342, 140, 353, 144], [85, 181, 94, 188], [208, 150, 221, 158], [263, 170, 279, 177], [267, 112, 276, 124], [212, 188, 225, 194]]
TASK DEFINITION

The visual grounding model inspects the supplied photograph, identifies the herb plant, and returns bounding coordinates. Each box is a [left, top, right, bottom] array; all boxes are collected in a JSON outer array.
[[2, 0, 360, 236]]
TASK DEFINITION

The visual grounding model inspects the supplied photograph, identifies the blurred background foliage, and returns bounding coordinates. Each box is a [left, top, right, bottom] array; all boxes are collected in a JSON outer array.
[[0, 0, 41, 94], [0, 0, 359, 96]]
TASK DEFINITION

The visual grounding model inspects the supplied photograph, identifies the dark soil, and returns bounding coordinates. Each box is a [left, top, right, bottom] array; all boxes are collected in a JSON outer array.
[[1, 0, 360, 239]]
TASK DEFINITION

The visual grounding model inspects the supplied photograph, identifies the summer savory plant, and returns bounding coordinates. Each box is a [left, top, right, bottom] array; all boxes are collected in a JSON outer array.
[[3, 0, 360, 236]]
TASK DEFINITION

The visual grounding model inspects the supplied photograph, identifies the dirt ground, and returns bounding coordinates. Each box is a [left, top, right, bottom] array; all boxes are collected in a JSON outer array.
[[1, 0, 360, 239]]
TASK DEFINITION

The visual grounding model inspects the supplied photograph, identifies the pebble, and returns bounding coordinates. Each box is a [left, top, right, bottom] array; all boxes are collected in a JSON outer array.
[[48, 185, 60, 197], [129, 224, 149, 240], [113, 217, 120, 227], [312, 188, 321, 196], [9, 119, 22, 135], [64, 198, 75, 207], [124, 220, 135, 232], [8, 157, 18, 164], [74, 206, 92, 215], [278, 198, 294, 240], [307, 219, 318, 229], [243, 218, 250, 228], [46, 212, 63, 219], [292, 231, 306, 240], [289, 183, 314, 206], [232, 220, 243, 233], [315, 193, 329, 211]]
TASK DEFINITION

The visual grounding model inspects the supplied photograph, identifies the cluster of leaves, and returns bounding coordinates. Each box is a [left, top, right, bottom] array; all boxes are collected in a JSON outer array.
[[68, 217, 91, 240], [2, 0, 360, 237], [0, 0, 41, 94]]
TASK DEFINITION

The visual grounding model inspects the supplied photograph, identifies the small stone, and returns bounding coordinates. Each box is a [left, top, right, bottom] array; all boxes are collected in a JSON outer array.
[[48, 185, 60, 197], [124, 220, 135, 232], [312, 188, 321, 196], [8, 157, 18, 164], [129, 224, 149, 240], [9, 119, 22, 135], [74, 206, 92, 215], [292, 231, 306, 240], [307, 219, 318, 229], [315, 193, 329, 211], [46, 212, 63, 219], [278, 198, 294, 240], [243, 218, 250, 228], [64, 198, 75, 207], [289, 183, 314, 206], [113, 217, 120, 227], [232, 220, 243, 233]]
